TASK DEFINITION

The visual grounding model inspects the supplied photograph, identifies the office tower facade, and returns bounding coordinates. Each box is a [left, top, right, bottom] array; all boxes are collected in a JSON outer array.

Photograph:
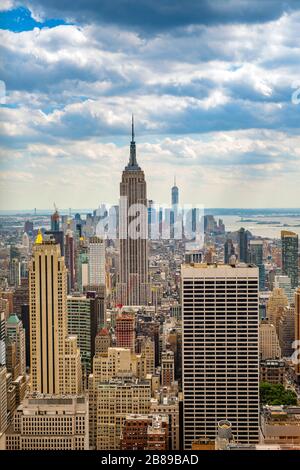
[[115, 311, 135, 353], [274, 275, 294, 304], [117, 117, 149, 305], [6, 313, 26, 377], [67, 294, 93, 376], [249, 240, 265, 290], [24, 220, 34, 234], [88, 346, 151, 448], [76, 248, 89, 292], [9, 258, 20, 287], [182, 263, 260, 448], [259, 319, 281, 360], [0, 366, 7, 435], [171, 177, 179, 206], [170, 177, 179, 240], [0, 311, 5, 366], [95, 378, 151, 450], [224, 239, 235, 264], [88, 236, 105, 287], [167, 328, 182, 384], [238, 227, 249, 263], [95, 327, 111, 355], [20, 305, 30, 368], [44, 230, 64, 256], [281, 230, 299, 289], [65, 227, 75, 292], [140, 336, 155, 376], [29, 233, 82, 395], [150, 394, 180, 450], [86, 289, 106, 348], [295, 288, 300, 381], [267, 287, 289, 334], [161, 350, 175, 387], [51, 209, 60, 232], [13, 277, 29, 316], [6, 341, 18, 379], [278, 306, 295, 358], [6, 395, 89, 450], [137, 319, 161, 367]]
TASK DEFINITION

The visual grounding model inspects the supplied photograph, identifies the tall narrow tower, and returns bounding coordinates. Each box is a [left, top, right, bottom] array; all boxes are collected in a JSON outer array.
[[281, 230, 299, 289], [182, 263, 260, 448], [171, 176, 179, 206], [29, 231, 82, 395], [117, 117, 149, 305]]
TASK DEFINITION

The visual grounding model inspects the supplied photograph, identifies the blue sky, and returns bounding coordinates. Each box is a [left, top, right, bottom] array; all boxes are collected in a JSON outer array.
[[0, 0, 300, 209]]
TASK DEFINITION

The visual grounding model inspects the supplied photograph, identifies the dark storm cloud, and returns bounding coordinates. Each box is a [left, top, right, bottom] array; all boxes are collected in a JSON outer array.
[[25, 0, 300, 32]]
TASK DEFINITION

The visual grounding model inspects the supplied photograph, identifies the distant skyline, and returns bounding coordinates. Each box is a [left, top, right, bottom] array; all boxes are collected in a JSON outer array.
[[1, 1, 300, 209]]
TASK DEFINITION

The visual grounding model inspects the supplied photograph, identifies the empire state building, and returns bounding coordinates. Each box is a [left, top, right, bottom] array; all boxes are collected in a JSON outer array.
[[117, 117, 150, 306]]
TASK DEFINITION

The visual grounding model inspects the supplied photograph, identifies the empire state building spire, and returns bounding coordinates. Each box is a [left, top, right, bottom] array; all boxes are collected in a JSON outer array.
[[126, 114, 140, 170], [118, 116, 149, 306]]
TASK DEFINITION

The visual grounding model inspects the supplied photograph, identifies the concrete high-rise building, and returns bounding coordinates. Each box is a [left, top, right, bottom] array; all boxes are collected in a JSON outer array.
[[171, 177, 179, 206], [6, 313, 26, 377], [249, 240, 265, 290], [12, 277, 29, 316], [29, 232, 82, 395], [161, 350, 175, 387], [0, 366, 7, 435], [259, 319, 281, 360], [88, 346, 151, 448], [117, 117, 149, 306], [6, 341, 17, 379], [88, 236, 105, 287], [278, 306, 295, 358], [238, 227, 249, 263], [115, 310, 135, 353], [20, 304, 30, 368], [140, 336, 155, 376], [150, 394, 180, 450], [44, 230, 64, 257], [0, 311, 5, 366], [5, 394, 89, 450], [77, 250, 89, 292], [65, 227, 75, 292], [281, 230, 299, 289], [95, 327, 111, 355], [9, 258, 20, 287], [295, 288, 300, 381], [67, 294, 95, 377], [91, 347, 148, 384], [267, 288, 289, 335], [170, 177, 179, 240], [24, 220, 33, 235], [224, 239, 235, 264], [182, 263, 260, 448], [51, 208, 60, 232], [274, 275, 294, 304], [95, 377, 151, 450]]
